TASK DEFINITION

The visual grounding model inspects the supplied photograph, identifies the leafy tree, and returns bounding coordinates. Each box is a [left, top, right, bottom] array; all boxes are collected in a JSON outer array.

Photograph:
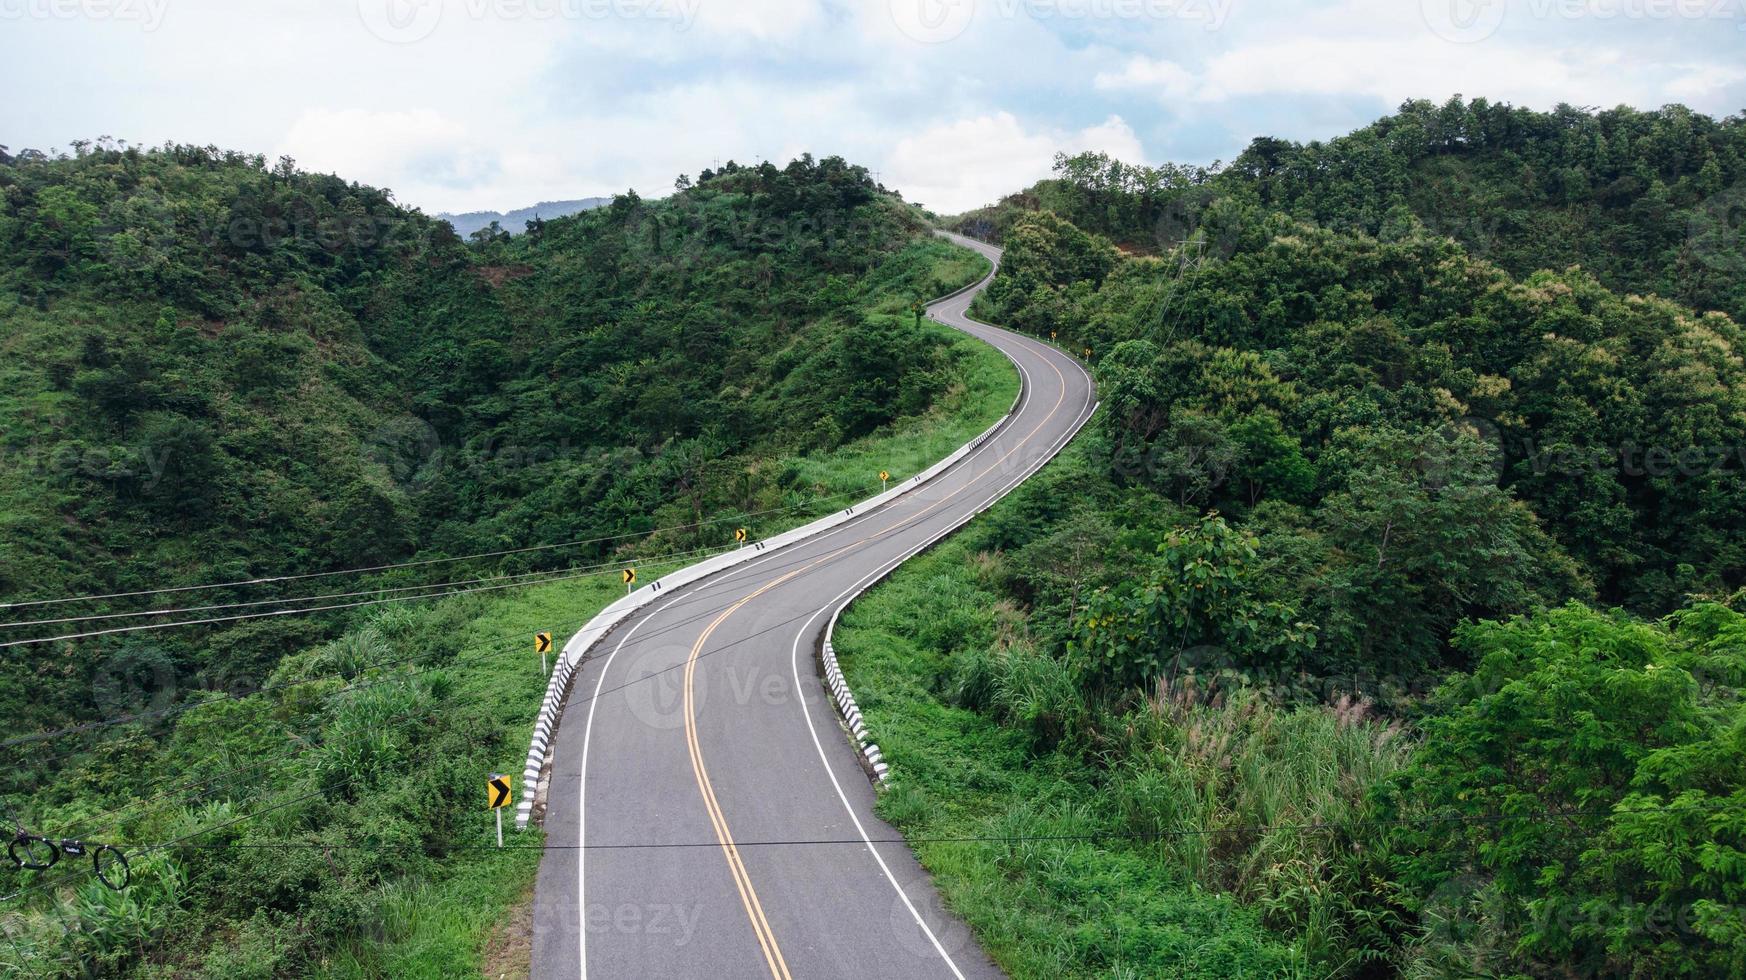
[[1229, 412, 1313, 506], [1075, 513, 1316, 690], [1313, 425, 1585, 672], [1381, 601, 1746, 977]]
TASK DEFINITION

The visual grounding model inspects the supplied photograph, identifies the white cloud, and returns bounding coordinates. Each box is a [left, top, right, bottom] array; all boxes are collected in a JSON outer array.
[[278, 108, 582, 212], [281, 109, 475, 182], [273, 76, 882, 213], [1085, 0, 1745, 117], [1092, 32, 1743, 116], [1094, 55, 1197, 99], [689, 0, 824, 41], [1194, 37, 1645, 107], [887, 112, 1145, 213], [1077, 115, 1149, 160], [6, 0, 1745, 217], [1663, 63, 1746, 102]]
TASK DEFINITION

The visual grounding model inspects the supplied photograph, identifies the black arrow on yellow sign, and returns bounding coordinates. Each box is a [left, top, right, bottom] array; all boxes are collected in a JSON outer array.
[[622, 568, 637, 585], [535, 631, 553, 655], [488, 774, 512, 810], [734, 528, 748, 543]]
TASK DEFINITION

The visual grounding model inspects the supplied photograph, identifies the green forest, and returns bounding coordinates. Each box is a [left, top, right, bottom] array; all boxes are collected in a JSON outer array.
[[0, 144, 1011, 974], [825, 98, 1746, 978], [5, 95, 1746, 978], [0, 144, 981, 740]]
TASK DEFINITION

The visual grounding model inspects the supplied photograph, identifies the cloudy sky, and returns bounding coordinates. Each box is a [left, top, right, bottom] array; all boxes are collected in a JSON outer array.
[[4, 0, 1743, 214]]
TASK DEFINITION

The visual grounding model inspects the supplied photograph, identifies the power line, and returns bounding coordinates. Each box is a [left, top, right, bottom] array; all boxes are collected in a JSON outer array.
[[10, 549, 757, 764], [17, 596, 1735, 898], [1, 787, 328, 904], [6, 386, 1075, 805], [16, 711, 1738, 904], [17, 792, 1733, 907], [0, 487, 870, 613], [1, 470, 942, 651], [3, 678, 477, 901], [0, 544, 728, 631], [2, 537, 797, 761], [7, 486, 1049, 835], [12, 540, 885, 809], [0, 570, 601, 650], [0, 552, 725, 651], [1156, 236, 1207, 347], [4, 605, 608, 752]]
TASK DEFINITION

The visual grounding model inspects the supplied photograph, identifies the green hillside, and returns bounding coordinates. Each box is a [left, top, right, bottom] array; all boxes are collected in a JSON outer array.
[[0, 145, 1022, 976], [957, 99, 1746, 324], [831, 101, 1746, 978], [0, 147, 984, 741]]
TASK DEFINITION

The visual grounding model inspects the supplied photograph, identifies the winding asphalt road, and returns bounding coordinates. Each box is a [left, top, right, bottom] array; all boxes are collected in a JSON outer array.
[[529, 232, 1096, 979]]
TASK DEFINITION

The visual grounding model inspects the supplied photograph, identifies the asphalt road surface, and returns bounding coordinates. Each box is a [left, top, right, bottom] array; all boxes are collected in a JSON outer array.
[[529, 232, 1097, 979]]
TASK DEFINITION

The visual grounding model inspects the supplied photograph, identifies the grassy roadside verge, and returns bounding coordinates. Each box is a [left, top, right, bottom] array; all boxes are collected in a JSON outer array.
[[0, 234, 1016, 978], [787, 237, 1007, 497], [327, 238, 1015, 976], [831, 440, 1307, 979], [787, 313, 1015, 499], [334, 237, 1016, 977]]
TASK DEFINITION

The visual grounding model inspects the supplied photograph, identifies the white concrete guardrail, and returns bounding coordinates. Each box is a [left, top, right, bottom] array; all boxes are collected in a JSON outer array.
[[515, 379, 1022, 829], [819, 404, 1099, 791]]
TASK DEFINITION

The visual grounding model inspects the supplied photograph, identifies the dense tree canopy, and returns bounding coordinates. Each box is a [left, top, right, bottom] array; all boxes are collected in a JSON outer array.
[[975, 199, 1744, 681], [915, 99, 1746, 977], [959, 100, 1746, 324], [0, 143, 967, 742]]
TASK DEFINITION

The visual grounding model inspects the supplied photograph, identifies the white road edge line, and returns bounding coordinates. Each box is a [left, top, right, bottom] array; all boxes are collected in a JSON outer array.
[[523, 253, 1021, 830], [788, 366, 1096, 978], [570, 351, 1041, 978], [575, 610, 664, 980], [568, 234, 1086, 978]]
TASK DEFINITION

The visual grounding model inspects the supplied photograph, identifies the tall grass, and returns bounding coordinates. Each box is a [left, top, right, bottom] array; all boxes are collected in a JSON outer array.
[[1112, 685, 1411, 971], [834, 439, 1413, 977], [833, 472, 1308, 976]]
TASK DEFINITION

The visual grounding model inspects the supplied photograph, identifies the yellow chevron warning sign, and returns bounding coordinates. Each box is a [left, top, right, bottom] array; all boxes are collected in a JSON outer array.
[[535, 631, 553, 655], [488, 774, 512, 810]]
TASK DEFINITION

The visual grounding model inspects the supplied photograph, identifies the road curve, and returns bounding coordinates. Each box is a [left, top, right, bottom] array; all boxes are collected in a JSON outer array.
[[529, 232, 1096, 979]]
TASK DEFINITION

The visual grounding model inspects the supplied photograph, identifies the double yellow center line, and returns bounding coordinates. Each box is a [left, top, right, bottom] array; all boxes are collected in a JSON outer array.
[[680, 341, 1077, 978], [683, 571, 807, 979]]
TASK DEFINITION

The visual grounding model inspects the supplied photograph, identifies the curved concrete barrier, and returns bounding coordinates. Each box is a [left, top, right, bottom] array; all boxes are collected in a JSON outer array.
[[515, 246, 1017, 829]]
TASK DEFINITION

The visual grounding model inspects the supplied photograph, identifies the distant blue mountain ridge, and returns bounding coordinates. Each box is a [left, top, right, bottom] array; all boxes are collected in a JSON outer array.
[[437, 197, 610, 237]]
